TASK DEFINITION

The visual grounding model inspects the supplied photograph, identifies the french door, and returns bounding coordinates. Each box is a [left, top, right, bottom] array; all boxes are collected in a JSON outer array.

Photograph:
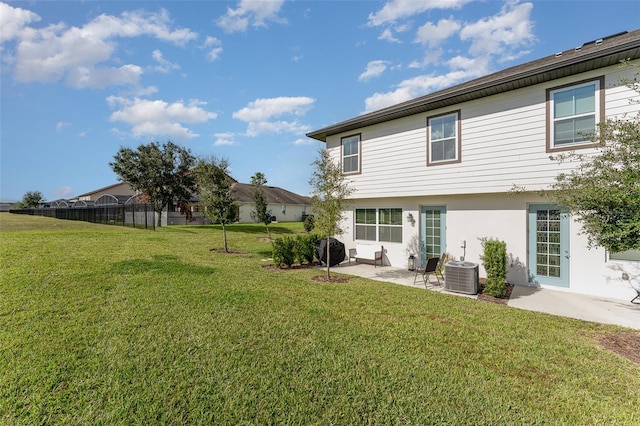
[[420, 206, 446, 267], [528, 205, 570, 287]]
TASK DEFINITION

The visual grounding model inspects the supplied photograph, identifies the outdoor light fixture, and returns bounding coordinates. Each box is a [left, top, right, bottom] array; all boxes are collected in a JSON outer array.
[[408, 254, 416, 271], [406, 213, 414, 221]]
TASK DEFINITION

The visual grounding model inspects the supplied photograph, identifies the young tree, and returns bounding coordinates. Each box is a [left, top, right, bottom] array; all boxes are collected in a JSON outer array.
[[551, 112, 640, 253], [250, 172, 271, 239], [550, 66, 640, 254], [194, 156, 237, 252], [21, 190, 45, 208], [309, 149, 354, 279], [110, 141, 197, 227]]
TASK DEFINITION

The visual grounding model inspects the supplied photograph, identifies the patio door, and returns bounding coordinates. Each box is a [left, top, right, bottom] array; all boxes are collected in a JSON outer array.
[[528, 205, 570, 287], [420, 206, 446, 267]]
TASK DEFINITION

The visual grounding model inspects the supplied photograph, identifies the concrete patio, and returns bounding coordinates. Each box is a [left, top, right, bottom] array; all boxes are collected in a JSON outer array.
[[330, 262, 640, 330]]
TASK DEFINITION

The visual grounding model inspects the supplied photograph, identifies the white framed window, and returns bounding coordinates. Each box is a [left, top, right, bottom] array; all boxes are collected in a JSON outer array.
[[547, 77, 603, 152], [355, 208, 403, 243], [427, 111, 461, 165], [341, 134, 360, 174]]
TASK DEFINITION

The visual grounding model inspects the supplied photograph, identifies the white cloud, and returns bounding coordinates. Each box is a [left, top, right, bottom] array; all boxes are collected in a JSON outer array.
[[53, 186, 74, 198], [233, 96, 315, 137], [378, 28, 401, 43], [459, 1, 535, 58], [363, 69, 478, 112], [107, 96, 218, 140], [203, 36, 223, 61], [368, 0, 472, 27], [415, 18, 461, 47], [7, 6, 196, 88], [294, 138, 315, 146], [363, 1, 535, 113], [214, 132, 238, 146], [151, 49, 180, 73], [56, 121, 71, 131], [0, 2, 40, 44], [217, 0, 286, 33], [359, 60, 391, 82]]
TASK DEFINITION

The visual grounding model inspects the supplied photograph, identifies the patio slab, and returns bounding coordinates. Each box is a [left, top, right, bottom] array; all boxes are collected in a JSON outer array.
[[330, 263, 640, 330]]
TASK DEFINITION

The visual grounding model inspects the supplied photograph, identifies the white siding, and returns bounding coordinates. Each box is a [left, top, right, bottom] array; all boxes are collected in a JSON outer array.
[[327, 62, 640, 200], [329, 60, 640, 301]]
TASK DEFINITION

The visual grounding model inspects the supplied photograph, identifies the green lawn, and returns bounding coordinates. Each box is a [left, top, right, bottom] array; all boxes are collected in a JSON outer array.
[[1, 214, 638, 424]]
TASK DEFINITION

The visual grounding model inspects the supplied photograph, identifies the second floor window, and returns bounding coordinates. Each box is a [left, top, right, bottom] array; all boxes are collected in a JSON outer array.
[[341, 134, 360, 174], [428, 111, 460, 165], [548, 78, 603, 151]]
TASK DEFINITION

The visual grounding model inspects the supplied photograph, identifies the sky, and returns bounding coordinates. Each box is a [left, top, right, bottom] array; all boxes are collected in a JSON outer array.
[[1, 0, 639, 202]]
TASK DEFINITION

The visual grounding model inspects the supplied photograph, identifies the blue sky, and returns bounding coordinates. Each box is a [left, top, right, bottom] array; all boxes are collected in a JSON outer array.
[[1, 0, 639, 202]]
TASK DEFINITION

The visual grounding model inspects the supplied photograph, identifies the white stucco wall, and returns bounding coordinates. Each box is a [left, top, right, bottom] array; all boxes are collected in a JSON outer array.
[[339, 193, 638, 301]]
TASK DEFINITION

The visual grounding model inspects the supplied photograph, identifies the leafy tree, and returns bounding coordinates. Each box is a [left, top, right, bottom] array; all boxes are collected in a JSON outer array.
[[551, 113, 640, 253], [194, 156, 237, 253], [21, 191, 45, 208], [309, 149, 354, 279], [110, 141, 197, 227], [551, 67, 640, 253], [250, 172, 272, 239]]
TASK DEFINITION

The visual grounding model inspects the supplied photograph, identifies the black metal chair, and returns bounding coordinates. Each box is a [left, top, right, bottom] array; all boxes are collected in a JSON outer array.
[[414, 256, 441, 287], [631, 278, 640, 304]]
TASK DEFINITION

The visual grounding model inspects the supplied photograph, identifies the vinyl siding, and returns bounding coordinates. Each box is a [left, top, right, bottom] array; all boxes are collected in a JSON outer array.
[[328, 62, 640, 200]]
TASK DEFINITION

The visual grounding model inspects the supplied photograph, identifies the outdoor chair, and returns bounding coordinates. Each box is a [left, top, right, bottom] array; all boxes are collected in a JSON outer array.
[[414, 256, 441, 287], [435, 252, 447, 282], [630, 278, 640, 304]]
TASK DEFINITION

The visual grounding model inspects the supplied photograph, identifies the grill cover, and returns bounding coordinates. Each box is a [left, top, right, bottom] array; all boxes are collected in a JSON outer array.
[[316, 238, 346, 267]]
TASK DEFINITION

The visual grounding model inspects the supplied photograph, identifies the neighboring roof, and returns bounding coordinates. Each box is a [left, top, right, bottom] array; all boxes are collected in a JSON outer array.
[[307, 29, 640, 142], [77, 182, 134, 198], [232, 183, 312, 205]]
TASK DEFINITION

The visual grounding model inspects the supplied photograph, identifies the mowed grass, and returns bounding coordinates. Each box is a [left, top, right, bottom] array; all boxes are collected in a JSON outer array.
[[1, 214, 639, 425]]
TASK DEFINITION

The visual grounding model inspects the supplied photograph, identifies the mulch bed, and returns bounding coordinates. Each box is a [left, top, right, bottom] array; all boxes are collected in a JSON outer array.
[[598, 332, 640, 365], [476, 279, 515, 305], [262, 262, 350, 283]]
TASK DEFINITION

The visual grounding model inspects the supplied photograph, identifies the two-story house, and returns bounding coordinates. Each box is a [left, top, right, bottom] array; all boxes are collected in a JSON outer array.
[[307, 29, 640, 301]]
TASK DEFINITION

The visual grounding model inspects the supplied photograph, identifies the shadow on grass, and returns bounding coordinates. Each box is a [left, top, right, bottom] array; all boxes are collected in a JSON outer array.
[[194, 224, 296, 235], [112, 255, 215, 276]]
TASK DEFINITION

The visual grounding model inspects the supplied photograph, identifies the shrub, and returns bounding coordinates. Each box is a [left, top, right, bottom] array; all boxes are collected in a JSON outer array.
[[272, 236, 295, 268], [480, 238, 507, 297], [294, 234, 319, 264], [303, 214, 315, 233]]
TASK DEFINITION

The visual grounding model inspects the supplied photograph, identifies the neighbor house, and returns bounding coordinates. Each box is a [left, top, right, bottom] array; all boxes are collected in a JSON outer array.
[[165, 182, 312, 225], [307, 29, 640, 301]]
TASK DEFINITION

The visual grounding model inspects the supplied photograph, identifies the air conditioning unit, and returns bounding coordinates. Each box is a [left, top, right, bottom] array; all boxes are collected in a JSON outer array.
[[444, 261, 479, 295]]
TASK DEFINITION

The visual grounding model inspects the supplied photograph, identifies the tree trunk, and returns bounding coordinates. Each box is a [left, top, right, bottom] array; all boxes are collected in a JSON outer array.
[[222, 223, 229, 252], [326, 236, 331, 279], [265, 224, 271, 239]]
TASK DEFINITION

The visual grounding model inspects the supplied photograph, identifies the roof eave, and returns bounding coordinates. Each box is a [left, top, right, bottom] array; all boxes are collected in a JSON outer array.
[[306, 34, 640, 143]]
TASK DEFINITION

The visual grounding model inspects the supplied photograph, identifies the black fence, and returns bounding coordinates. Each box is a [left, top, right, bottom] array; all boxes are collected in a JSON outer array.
[[10, 204, 156, 230]]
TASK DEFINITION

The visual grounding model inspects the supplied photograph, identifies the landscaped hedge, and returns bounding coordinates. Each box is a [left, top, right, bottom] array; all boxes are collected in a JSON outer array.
[[272, 234, 319, 268], [480, 238, 507, 297]]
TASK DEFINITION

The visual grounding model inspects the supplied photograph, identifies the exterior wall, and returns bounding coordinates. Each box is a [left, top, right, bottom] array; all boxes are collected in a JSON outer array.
[[340, 194, 638, 301], [238, 203, 311, 223], [327, 61, 639, 301], [326, 62, 639, 199]]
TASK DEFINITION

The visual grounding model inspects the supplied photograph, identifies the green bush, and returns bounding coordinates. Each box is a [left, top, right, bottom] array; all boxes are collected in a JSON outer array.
[[294, 234, 319, 264], [303, 214, 315, 233], [480, 238, 507, 297], [272, 236, 295, 268]]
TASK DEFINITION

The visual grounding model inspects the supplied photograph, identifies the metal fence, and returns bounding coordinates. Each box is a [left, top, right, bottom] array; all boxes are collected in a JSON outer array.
[[10, 204, 156, 230]]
